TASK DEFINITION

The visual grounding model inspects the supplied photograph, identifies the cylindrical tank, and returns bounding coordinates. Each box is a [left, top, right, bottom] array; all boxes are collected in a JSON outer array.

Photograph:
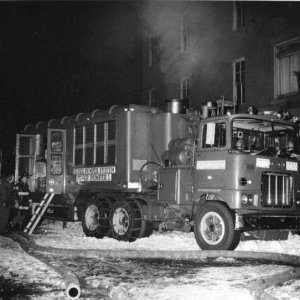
[[165, 99, 188, 114]]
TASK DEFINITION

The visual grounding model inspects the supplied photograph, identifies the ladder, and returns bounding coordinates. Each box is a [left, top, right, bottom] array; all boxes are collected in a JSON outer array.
[[24, 193, 55, 235]]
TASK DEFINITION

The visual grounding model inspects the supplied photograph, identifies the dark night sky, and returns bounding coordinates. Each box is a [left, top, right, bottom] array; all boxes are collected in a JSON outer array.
[[0, 1, 143, 174]]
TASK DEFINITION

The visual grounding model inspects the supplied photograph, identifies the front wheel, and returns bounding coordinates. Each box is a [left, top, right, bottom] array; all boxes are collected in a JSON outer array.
[[194, 202, 241, 250]]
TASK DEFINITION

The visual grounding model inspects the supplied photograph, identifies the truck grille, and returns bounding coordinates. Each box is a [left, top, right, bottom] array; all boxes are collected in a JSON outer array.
[[261, 173, 293, 207]]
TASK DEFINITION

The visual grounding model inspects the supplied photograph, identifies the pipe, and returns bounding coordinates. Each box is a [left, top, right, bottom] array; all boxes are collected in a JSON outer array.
[[109, 105, 119, 115]]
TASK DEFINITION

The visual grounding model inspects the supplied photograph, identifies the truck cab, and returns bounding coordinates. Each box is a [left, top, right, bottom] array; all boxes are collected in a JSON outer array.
[[158, 112, 300, 250]]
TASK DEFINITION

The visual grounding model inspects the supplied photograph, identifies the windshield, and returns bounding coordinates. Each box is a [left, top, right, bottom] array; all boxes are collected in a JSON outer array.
[[232, 117, 300, 157]]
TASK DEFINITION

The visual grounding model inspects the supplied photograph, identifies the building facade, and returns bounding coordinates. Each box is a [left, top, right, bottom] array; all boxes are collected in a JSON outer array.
[[142, 1, 300, 115]]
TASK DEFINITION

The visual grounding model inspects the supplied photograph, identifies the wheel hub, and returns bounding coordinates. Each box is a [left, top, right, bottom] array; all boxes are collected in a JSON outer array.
[[200, 212, 225, 245], [112, 208, 129, 235], [85, 205, 99, 231]]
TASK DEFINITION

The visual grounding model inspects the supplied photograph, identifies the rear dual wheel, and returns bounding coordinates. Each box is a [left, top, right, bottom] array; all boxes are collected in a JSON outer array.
[[82, 197, 152, 242], [111, 198, 153, 242], [82, 198, 112, 238]]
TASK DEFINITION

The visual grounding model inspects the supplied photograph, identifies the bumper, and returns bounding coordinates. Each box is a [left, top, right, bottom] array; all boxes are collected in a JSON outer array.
[[236, 213, 300, 230]]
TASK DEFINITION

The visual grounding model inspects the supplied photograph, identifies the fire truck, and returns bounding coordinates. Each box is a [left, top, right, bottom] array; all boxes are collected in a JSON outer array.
[[15, 100, 300, 250]]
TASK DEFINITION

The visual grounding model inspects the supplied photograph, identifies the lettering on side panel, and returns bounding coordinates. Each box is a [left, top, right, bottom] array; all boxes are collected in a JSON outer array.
[[196, 160, 226, 170], [73, 166, 116, 182]]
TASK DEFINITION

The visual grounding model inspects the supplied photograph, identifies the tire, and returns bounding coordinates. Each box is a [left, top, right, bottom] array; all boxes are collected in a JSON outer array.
[[111, 198, 152, 242], [142, 220, 153, 238], [194, 202, 241, 250], [82, 198, 112, 238]]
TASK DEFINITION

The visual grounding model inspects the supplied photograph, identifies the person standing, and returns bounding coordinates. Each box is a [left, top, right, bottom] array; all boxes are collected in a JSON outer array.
[[0, 175, 14, 234], [7, 174, 18, 227], [15, 173, 32, 229]]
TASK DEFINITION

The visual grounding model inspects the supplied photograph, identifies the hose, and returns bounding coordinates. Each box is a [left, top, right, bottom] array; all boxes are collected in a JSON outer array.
[[49, 258, 81, 299], [249, 268, 300, 300], [10, 232, 300, 300], [10, 233, 81, 299]]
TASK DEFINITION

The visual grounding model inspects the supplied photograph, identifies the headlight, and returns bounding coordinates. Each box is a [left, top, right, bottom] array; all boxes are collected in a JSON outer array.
[[241, 194, 248, 205]]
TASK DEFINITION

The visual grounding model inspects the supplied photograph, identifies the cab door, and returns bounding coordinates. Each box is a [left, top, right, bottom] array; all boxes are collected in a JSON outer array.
[[46, 129, 66, 194], [15, 134, 37, 191]]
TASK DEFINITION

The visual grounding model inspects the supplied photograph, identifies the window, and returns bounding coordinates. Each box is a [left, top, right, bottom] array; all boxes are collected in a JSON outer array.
[[51, 131, 63, 152], [74, 127, 84, 165], [233, 58, 245, 105], [181, 17, 189, 53], [85, 124, 94, 166], [148, 88, 156, 106], [274, 38, 300, 98], [73, 120, 116, 166], [232, 117, 299, 155], [96, 121, 116, 165], [181, 77, 189, 99], [19, 136, 34, 155], [233, 1, 245, 31], [201, 122, 227, 149], [18, 157, 34, 176], [17, 136, 35, 177]]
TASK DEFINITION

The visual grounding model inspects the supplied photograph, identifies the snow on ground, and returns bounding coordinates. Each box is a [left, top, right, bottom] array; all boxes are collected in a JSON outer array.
[[34, 220, 300, 256], [34, 221, 200, 251], [1, 220, 300, 300], [0, 235, 65, 299], [34, 221, 300, 299]]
